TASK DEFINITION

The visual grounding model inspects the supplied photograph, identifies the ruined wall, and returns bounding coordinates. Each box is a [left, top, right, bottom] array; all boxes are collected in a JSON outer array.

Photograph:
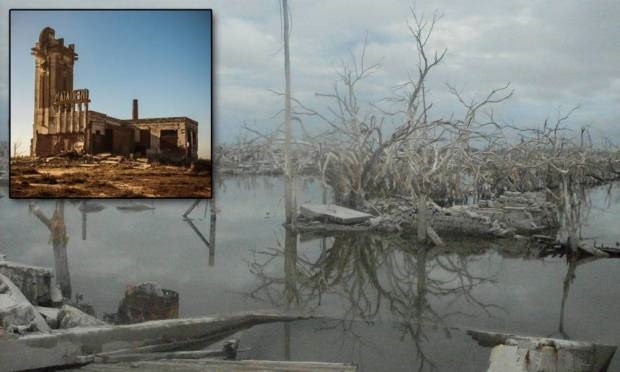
[[88, 111, 133, 155], [0, 260, 52, 306], [35, 132, 85, 157], [127, 117, 198, 161]]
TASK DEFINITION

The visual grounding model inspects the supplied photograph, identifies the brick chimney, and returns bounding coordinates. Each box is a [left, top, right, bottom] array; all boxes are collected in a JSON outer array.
[[132, 99, 138, 120]]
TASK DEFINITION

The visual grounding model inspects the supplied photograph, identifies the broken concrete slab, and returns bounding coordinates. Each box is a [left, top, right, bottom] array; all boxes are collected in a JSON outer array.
[[58, 305, 107, 329], [0, 273, 51, 335], [75, 359, 358, 371], [299, 204, 373, 225], [0, 259, 53, 306], [0, 311, 309, 371], [468, 329, 617, 372], [37, 306, 61, 329]]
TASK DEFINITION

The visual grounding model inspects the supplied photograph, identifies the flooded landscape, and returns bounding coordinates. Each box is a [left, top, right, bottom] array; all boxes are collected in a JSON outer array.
[[2, 2, 620, 370], [2, 176, 620, 371]]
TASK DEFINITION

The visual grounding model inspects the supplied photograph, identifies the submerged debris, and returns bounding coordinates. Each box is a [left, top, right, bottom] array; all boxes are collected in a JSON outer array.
[[0, 311, 309, 371], [295, 191, 554, 240], [115, 203, 155, 212], [58, 305, 107, 329], [469, 329, 617, 372], [116, 282, 179, 324], [0, 273, 50, 335], [299, 204, 373, 225]]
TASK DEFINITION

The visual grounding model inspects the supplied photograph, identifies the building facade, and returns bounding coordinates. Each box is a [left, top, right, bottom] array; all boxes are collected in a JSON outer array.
[[30, 27, 198, 162]]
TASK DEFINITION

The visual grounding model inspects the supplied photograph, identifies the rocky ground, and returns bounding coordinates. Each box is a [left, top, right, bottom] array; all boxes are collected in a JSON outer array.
[[9, 154, 211, 198]]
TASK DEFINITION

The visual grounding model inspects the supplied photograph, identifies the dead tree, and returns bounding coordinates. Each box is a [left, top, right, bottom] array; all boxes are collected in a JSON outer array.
[[281, 0, 296, 225], [32, 201, 71, 299], [294, 8, 511, 243]]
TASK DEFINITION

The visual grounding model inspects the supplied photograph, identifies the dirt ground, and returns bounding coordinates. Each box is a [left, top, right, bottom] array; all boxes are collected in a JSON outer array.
[[9, 157, 211, 198]]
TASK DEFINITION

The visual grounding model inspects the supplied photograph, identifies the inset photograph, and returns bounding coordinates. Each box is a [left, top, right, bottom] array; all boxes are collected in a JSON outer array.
[[9, 9, 212, 198]]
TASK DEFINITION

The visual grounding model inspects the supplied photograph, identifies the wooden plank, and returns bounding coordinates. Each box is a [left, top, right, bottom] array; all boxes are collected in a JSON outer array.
[[299, 204, 372, 225]]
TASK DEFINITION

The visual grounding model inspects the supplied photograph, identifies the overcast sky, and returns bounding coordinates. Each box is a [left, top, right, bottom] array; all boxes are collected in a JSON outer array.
[[1, 0, 619, 151]]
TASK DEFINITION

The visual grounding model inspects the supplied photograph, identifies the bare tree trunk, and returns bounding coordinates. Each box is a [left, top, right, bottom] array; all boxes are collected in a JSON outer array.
[[52, 201, 71, 299], [417, 194, 428, 243], [33, 201, 72, 299], [183, 199, 201, 219], [558, 256, 577, 339], [557, 176, 580, 252], [283, 225, 297, 362], [81, 209, 87, 241], [209, 200, 216, 266], [282, 0, 296, 225]]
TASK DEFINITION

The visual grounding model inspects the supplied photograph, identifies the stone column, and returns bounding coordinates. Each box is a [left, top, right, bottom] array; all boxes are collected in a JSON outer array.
[[68, 104, 73, 133], [55, 107, 60, 134], [73, 105, 79, 132], [60, 106, 66, 133]]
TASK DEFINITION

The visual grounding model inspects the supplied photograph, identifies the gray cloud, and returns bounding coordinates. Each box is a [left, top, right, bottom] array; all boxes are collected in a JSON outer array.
[[1, 0, 619, 144]]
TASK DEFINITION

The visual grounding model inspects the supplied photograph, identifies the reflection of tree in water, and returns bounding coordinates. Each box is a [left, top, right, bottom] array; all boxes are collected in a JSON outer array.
[[248, 231, 500, 370], [549, 254, 601, 341], [183, 199, 217, 266], [31, 201, 72, 299], [78, 200, 105, 241]]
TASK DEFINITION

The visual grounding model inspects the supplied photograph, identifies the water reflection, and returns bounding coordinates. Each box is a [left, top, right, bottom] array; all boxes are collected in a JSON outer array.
[[183, 199, 217, 266], [246, 222, 620, 370], [248, 230, 505, 370], [551, 254, 602, 340], [30, 200, 72, 299], [4, 178, 619, 370], [78, 201, 105, 240]]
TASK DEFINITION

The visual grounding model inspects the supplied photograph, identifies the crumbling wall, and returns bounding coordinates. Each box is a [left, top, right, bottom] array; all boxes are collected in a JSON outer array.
[[129, 118, 198, 161], [35, 133, 85, 157], [0, 261, 52, 306]]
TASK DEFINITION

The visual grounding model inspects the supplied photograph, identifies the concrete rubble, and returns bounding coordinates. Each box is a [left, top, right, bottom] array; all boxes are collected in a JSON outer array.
[[58, 305, 107, 329], [0, 259, 53, 306], [0, 258, 310, 370], [469, 329, 617, 372], [0, 273, 51, 335], [24, 152, 154, 170], [74, 359, 358, 371], [0, 311, 308, 371], [299, 204, 373, 225], [295, 191, 555, 239]]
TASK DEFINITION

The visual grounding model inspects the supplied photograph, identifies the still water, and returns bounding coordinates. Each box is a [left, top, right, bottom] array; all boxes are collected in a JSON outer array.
[[1, 178, 619, 371]]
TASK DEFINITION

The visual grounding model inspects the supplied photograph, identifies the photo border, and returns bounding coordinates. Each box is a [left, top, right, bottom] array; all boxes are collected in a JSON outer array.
[[8, 8, 214, 200]]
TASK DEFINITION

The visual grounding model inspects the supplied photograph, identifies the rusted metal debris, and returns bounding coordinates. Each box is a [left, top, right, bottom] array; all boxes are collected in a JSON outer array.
[[116, 282, 179, 324]]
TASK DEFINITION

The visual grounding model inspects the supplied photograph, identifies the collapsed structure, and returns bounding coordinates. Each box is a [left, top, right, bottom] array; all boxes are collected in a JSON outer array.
[[30, 27, 198, 162]]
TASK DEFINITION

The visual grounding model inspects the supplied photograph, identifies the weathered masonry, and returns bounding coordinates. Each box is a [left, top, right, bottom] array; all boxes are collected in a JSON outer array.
[[30, 27, 198, 162]]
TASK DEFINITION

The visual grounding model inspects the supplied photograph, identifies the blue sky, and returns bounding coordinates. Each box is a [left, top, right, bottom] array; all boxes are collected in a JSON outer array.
[[9, 9, 211, 157]]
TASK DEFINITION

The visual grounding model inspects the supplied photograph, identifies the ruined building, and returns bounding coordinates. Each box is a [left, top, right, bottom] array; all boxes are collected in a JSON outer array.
[[30, 27, 199, 161]]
